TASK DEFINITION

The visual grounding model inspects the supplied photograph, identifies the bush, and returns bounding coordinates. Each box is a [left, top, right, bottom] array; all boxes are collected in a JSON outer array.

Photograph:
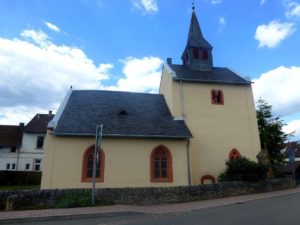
[[218, 157, 269, 182], [55, 191, 91, 208], [0, 171, 41, 185], [54, 190, 112, 208]]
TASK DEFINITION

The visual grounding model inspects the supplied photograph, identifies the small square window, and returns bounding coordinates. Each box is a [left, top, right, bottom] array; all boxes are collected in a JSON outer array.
[[36, 136, 44, 149], [12, 163, 16, 170], [11, 147, 17, 153], [6, 164, 10, 170], [25, 164, 30, 170]]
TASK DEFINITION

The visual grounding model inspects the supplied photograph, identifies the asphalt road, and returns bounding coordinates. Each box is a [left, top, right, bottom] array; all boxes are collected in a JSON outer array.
[[12, 192, 300, 225]]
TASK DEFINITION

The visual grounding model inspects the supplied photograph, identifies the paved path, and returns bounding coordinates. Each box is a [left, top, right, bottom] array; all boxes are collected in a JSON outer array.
[[1, 187, 299, 224]]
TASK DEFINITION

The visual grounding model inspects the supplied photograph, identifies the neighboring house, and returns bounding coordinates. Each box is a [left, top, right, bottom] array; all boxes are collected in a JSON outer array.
[[41, 9, 261, 189], [280, 140, 300, 181], [0, 124, 23, 171], [0, 111, 54, 171]]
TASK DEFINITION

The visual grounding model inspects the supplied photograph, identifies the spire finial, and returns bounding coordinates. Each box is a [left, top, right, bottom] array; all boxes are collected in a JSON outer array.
[[192, 0, 195, 11]]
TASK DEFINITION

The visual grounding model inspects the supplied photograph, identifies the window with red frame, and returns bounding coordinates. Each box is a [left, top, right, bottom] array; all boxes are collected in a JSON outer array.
[[185, 52, 189, 63], [193, 48, 199, 59], [150, 145, 173, 182], [211, 89, 224, 105], [202, 50, 209, 60], [82, 145, 105, 182], [229, 149, 241, 161]]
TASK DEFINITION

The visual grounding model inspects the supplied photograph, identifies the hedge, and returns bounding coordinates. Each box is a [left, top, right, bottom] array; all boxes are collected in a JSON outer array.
[[0, 171, 41, 186]]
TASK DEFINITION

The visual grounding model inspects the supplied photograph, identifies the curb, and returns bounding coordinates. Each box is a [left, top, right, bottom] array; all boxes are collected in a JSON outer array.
[[0, 211, 145, 224]]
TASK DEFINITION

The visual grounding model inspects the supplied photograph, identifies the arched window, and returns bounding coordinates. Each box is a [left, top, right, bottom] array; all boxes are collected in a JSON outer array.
[[185, 52, 189, 63], [81, 145, 105, 182], [150, 145, 173, 182], [193, 48, 199, 59], [201, 175, 216, 184], [211, 89, 224, 105], [229, 148, 241, 161], [202, 50, 209, 60]]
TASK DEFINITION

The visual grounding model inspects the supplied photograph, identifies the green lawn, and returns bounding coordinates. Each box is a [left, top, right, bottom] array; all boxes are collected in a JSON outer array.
[[0, 185, 40, 191]]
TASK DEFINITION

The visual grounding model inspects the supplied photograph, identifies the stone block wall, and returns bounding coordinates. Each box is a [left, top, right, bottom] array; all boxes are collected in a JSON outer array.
[[0, 178, 295, 211]]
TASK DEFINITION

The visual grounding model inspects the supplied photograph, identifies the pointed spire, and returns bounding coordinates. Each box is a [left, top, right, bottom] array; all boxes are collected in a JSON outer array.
[[181, 7, 213, 71], [186, 7, 211, 49]]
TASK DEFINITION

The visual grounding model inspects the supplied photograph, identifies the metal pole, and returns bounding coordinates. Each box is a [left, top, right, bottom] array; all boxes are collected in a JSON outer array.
[[92, 124, 103, 206]]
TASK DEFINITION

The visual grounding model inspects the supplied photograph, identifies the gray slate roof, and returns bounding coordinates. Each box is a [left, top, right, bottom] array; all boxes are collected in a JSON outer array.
[[53, 90, 192, 139], [186, 11, 212, 49], [169, 64, 251, 85]]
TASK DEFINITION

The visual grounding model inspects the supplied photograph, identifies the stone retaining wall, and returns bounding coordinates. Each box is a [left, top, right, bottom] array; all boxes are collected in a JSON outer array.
[[0, 178, 295, 211]]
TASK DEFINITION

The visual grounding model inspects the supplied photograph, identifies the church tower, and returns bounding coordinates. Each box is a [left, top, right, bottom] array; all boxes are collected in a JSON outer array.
[[181, 7, 213, 71], [160, 6, 261, 185]]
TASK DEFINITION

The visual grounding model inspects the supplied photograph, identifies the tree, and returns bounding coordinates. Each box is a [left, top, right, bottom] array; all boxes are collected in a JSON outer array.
[[256, 99, 287, 166]]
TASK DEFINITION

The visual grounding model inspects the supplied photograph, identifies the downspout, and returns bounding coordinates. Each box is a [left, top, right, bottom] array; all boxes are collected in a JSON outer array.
[[179, 80, 185, 119], [186, 139, 191, 185]]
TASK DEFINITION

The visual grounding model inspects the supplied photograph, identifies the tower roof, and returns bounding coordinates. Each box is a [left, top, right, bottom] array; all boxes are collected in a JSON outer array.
[[186, 10, 212, 49]]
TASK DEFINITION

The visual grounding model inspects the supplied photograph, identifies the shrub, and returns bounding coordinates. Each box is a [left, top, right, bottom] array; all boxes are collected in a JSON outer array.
[[218, 157, 269, 182], [55, 191, 91, 208], [0, 171, 41, 185]]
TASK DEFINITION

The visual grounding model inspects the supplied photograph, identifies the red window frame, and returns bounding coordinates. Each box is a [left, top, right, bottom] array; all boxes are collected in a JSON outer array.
[[229, 148, 241, 161], [211, 89, 224, 105], [193, 48, 200, 59], [150, 145, 173, 183], [81, 145, 105, 182]]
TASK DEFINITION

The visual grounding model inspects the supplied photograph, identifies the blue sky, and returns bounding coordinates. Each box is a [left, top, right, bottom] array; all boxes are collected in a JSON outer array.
[[0, 0, 300, 140]]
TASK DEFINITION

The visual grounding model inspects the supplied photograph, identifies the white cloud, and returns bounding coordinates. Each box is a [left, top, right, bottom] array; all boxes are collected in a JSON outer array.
[[210, 0, 223, 4], [105, 56, 163, 93], [21, 29, 50, 46], [260, 0, 266, 5], [255, 20, 295, 48], [283, 120, 300, 141], [252, 66, 300, 117], [284, 0, 300, 18], [218, 16, 226, 32], [131, 0, 159, 14], [0, 29, 112, 125], [44, 21, 60, 33]]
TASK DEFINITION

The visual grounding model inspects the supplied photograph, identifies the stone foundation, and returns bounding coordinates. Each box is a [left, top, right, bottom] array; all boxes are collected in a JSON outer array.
[[0, 178, 295, 211]]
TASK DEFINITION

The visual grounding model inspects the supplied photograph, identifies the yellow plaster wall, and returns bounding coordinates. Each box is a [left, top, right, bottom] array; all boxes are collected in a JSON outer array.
[[41, 135, 189, 189], [160, 75, 261, 185]]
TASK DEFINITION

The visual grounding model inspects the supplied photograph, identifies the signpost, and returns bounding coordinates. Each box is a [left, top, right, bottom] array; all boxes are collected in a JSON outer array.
[[92, 124, 103, 206], [288, 148, 296, 183]]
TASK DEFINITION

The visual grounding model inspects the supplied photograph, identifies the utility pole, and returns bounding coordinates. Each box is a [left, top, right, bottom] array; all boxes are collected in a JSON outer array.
[[92, 124, 103, 206]]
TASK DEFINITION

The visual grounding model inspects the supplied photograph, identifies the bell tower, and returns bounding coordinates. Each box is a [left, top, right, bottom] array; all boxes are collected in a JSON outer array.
[[181, 7, 213, 71]]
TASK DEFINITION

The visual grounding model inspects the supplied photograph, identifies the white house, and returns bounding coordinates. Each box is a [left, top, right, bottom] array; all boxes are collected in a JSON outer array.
[[0, 111, 54, 171]]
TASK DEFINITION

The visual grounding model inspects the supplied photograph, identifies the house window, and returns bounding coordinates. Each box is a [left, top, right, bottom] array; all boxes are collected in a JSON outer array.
[[229, 148, 241, 161], [11, 147, 17, 153], [34, 159, 41, 171], [12, 163, 16, 170], [202, 50, 209, 60], [193, 48, 199, 59], [81, 145, 105, 182], [150, 145, 173, 182], [6, 164, 10, 170], [36, 136, 44, 149], [25, 164, 30, 170], [211, 89, 224, 105]]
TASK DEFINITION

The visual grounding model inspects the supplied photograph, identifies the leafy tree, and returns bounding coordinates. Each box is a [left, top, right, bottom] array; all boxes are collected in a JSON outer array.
[[256, 99, 287, 166]]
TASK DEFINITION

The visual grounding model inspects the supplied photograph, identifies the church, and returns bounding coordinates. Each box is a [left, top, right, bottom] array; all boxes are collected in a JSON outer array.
[[41, 8, 261, 189]]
